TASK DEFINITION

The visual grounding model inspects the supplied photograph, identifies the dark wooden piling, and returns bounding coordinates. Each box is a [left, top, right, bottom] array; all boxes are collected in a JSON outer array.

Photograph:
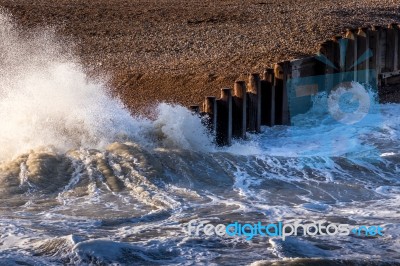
[[356, 27, 370, 82], [332, 35, 345, 83], [246, 73, 261, 132], [319, 40, 336, 93], [289, 57, 324, 117], [345, 29, 358, 80], [291, 56, 325, 78], [203, 96, 217, 134], [261, 69, 275, 126], [386, 23, 398, 72], [396, 24, 400, 71], [274, 61, 291, 125], [189, 105, 200, 114], [216, 88, 232, 146], [377, 26, 388, 74], [319, 40, 336, 71], [232, 81, 247, 139], [282, 61, 291, 126], [274, 63, 284, 125], [332, 36, 343, 71], [368, 26, 381, 83]]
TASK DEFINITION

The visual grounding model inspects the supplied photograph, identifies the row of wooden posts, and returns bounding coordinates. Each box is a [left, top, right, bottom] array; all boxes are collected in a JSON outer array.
[[189, 23, 400, 146]]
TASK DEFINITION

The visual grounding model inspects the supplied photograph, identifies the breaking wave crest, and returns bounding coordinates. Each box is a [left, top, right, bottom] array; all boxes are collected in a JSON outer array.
[[0, 11, 213, 161]]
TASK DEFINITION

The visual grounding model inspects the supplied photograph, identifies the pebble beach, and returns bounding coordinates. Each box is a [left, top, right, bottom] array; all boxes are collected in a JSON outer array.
[[0, 0, 399, 113]]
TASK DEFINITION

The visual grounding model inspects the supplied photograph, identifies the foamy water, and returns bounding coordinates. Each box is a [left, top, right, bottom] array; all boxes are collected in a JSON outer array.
[[0, 12, 399, 265]]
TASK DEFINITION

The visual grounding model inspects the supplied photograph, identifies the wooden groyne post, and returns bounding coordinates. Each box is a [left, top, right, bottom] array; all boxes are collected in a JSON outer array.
[[216, 88, 232, 146], [189, 105, 200, 114], [274, 61, 290, 125], [203, 96, 217, 135], [355, 27, 369, 82], [386, 23, 399, 73], [261, 69, 275, 126], [247, 73, 261, 132], [233, 81, 247, 139]]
